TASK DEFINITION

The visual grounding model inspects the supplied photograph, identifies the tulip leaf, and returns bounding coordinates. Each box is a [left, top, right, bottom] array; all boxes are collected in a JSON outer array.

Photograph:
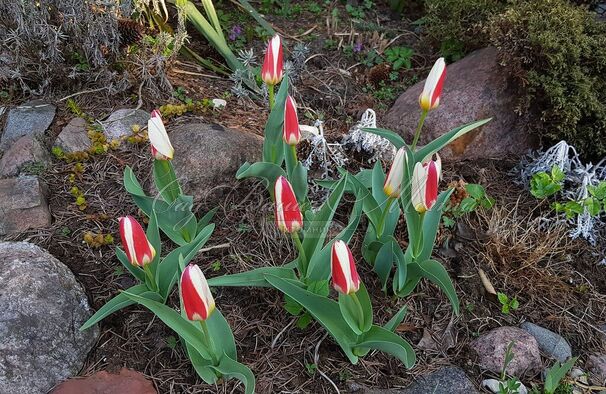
[[146, 210, 162, 274], [157, 224, 215, 299], [374, 239, 399, 289], [396, 273, 421, 298], [302, 174, 347, 260], [197, 207, 217, 232], [411, 260, 460, 315], [265, 275, 359, 364], [316, 168, 373, 193], [262, 77, 289, 165], [208, 266, 297, 288], [346, 173, 382, 229], [413, 118, 492, 163], [355, 325, 416, 368], [206, 306, 238, 360], [184, 342, 218, 384], [153, 159, 183, 204], [362, 237, 385, 267], [80, 284, 162, 330], [211, 353, 256, 394], [338, 283, 373, 335], [384, 305, 408, 332], [418, 189, 453, 262], [361, 127, 406, 149], [115, 247, 146, 283], [235, 161, 287, 198], [290, 162, 309, 206], [123, 291, 214, 360], [306, 198, 363, 281]]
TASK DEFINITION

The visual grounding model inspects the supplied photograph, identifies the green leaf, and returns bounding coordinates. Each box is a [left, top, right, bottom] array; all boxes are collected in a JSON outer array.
[[347, 172, 382, 229], [544, 357, 578, 394], [235, 162, 287, 197], [374, 239, 400, 289], [153, 159, 182, 204], [418, 189, 453, 263], [497, 292, 508, 305], [211, 353, 256, 394], [465, 184, 485, 199], [183, 342, 217, 384], [80, 285, 162, 330], [115, 247, 146, 283], [262, 78, 289, 164], [414, 118, 492, 163], [208, 266, 297, 288], [384, 305, 408, 332], [361, 127, 405, 149], [296, 313, 313, 329], [338, 283, 372, 335], [355, 325, 416, 368], [265, 275, 359, 364], [197, 207, 217, 232], [284, 294, 304, 315], [290, 162, 309, 205], [146, 210, 162, 275], [411, 260, 460, 314]]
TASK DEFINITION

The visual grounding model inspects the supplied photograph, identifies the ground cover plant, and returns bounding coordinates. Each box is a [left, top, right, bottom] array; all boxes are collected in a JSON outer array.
[[2, 1, 606, 393]]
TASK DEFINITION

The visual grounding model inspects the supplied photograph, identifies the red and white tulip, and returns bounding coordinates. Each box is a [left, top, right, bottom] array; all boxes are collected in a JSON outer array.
[[383, 147, 407, 198], [283, 95, 301, 145], [261, 35, 284, 86], [418, 58, 446, 112], [331, 240, 361, 295], [274, 176, 303, 233], [148, 110, 174, 160], [180, 264, 215, 321], [119, 216, 156, 267], [411, 154, 441, 213]]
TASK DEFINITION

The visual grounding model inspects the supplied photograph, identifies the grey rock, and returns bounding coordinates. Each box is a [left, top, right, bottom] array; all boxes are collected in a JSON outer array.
[[170, 122, 263, 202], [54, 117, 91, 153], [586, 354, 606, 385], [384, 47, 538, 160], [102, 109, 149, 140], [471, 326, 542, 377], [354, 367, 478, 394], [0, 135, 50, 177], [521, 322, 572, 362], [0, 242, 99, 394], [0, 100, 56, 150], [0, 176, 51, 235]]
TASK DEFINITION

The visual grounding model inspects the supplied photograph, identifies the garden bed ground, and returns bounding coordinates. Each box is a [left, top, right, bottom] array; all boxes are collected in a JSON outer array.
[[2, 1, 606, 392]]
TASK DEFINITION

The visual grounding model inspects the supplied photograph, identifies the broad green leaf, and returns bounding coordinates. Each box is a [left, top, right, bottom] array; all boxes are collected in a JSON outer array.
[[158, 224, 214, 298], [206, 307, 238, 360], [414, 118, 492, 163], [544, 357, 578, 394], [384, 305, 408, 332], [418, 189, 453, 262], [355, 325, 416, 368], [411, 260, 459, 314], [396, 272, 421, 298], [208, 266, 297, 288], [146, 210, 162, 275], [265, 275, 359, 364], [262, 77, 289, 164], [197, 207, 217, 232], [339, 292, 364, 335], [465, 184, 485, 199], [211, 353, 256, 394], [361, 127, 406, 149], [235, 162, 287, 198], [115, 247, 146, 283], [361, 238, 384, 266], [374, 238, 400, 289], [123, 291, 214, 360], [347, 172, 382, 228], [80, 285, 161, 330], [290, 162, 309, 205], [184, 342, 217, 384], [153, 159, 182, 204]]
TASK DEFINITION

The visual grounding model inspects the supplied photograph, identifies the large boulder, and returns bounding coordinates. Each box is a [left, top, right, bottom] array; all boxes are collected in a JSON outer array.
[[0, 135, 50, 177], [0, 100, 56, 151], [384, 47, 537, 160], [0, 242, 99, 394], [170, 122, 263, 202], [0, 176, 51, 235]]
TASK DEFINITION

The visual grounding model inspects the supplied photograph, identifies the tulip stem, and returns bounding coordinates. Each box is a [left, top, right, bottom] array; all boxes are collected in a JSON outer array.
[[199, 320, 218, 364], [143, 264, 158, 292], [414, 211, 425, 257], [376, 197, 396, 239], [291, 231, 307, 277], [349, 291, 365, 331], [411, 109, 428, 151], [268, 84, 275, 110], [290, 144, 298, 167]]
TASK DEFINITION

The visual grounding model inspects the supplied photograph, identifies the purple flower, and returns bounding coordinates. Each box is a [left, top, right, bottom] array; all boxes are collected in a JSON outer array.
[[229, 25, 243, 41], [353, 43, 363, 53]]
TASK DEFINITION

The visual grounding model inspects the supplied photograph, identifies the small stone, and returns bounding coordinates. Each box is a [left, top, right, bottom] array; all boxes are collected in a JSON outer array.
[[0, 100, 56, 150], [471, 326, 542, 377], [170, 122, 263, 202], [482, 379, 528, 394], [586, 354, 606, 385], [0, 242, 99, 394], [51, 368, 156, 394], [212, 98, 227, 109], [521, 322, 572, 362], [54, 117, 91, 153], [0, 176, 51, 235], [101, 108, 149, 140], [0, 135, 50, 177]]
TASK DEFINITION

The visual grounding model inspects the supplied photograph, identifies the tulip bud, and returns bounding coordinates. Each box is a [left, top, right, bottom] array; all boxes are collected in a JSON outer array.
[[411, 154, 441, 213], [261, 35, 284, 86], [331, 240, 361, 295], [119, 216, 156, 267], [283, 96, 301, 146], [383, 147, 407, 198], [274, 176, 303, 233], [148, 110, 175, 160], [180, 264, 215, 321], [419, 58, 446, 112]]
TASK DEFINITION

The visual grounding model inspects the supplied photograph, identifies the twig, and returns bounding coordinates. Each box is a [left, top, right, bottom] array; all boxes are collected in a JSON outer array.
[[58, 86, 109, 101], [198, 242, 231, 253], [271, 318, 296, 348]]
